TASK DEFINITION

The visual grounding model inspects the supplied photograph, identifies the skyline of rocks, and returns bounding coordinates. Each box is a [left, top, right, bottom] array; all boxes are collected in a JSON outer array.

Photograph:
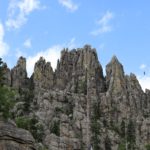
[[1, 45, 150, 149]]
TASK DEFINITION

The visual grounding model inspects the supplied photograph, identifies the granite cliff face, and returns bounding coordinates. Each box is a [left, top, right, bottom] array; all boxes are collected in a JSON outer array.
[[1, 45, 150, 150], [0, 121, 35, 150]]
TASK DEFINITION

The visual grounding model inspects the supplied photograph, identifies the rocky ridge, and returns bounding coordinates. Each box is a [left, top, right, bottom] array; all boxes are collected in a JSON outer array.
[[1, 45, 150, 150]]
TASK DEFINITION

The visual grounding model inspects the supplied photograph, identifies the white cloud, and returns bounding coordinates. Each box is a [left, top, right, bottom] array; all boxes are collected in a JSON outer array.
[[140, 64, 146, 70], [91, 11, 114, 36], [18, 0, 40, 14], [26, 38, 77, 77], [97, 11, 114, 26], [138, 75, 150, 91], [6, 0, 42, 29], [58, 0, 78, 12], [23, 38, 31, 48], [0, 23, 9, 57], [27, 45, 62, 77], [0, 24, 5, 43]]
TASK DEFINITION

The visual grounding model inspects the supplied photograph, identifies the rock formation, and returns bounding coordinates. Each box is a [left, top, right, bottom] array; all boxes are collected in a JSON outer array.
[[0, 121, 35, 150], [1, 45, 150, 150], [33, 57, 54, 89], [11, 56, 29, 89]]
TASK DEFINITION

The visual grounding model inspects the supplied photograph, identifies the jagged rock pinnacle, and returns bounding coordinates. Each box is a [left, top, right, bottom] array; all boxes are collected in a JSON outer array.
[[106, 55, 125, 95], [55, 45, 105, 92], [33, 57, 54, 89], [11, 56, 28, 89], [110, 55, 119, 63], [16, 56, 26, 70], [2, 46, 150, 150]]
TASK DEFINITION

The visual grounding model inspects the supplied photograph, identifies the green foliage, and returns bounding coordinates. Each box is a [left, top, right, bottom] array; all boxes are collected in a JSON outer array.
[[0, 58, 4, 86], [118, 141, 126, 150], [105, 136, 112, 150], [0, 86, 15, 119], [24, 91, 33, 112], [50, 120, 60, 136], [16, 116, 44, 142], [91, 102, 101, 150], [145, 144, 150, 150], [78, 78, 87, 95], [93, 101, 101, 119], [0, 58, 15, 119], [118, 120, 136, 150], [18, 88, 34, 112], [127, 120, 136, 150], [91, 119, 101, 149], [120, 120, 125, 138], [16, 116, 30, 129]]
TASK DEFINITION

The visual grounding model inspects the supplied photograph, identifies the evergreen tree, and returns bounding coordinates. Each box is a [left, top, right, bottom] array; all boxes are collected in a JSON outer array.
[[127, 120, 136, 150], [0, 58, 15, 119], [120, 120, 125, 138], [0, 58, 4, 86], [91, 101, 101, 150], [105, 136, 112, 150]]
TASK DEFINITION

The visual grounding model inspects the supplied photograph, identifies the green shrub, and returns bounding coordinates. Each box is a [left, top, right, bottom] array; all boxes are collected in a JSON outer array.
[[120, 120, 125, 138], [0, 58, 4, 85], [145, 144, 150, 150], [0, 58, 15, 120], [0, 86, 15, 119], [127, 120, 135, 142], [18, 88, 34, 112], [91, 102, 101, 150], [105, 136, 111, 150], [127, 120, 136, 149], [50, 120, 60, 136], [16, 116, 44, 142], [118, 141, 126, 150], [15, 116, 30, 129]]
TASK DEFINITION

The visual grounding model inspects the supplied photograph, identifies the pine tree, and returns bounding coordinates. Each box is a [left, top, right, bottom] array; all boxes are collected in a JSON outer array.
[[105, 136, 112, 150], [0, 58, 15, 119], [0, 58, 4, 86], [127, 120, 136, 150], [120, 120, 125, 138]]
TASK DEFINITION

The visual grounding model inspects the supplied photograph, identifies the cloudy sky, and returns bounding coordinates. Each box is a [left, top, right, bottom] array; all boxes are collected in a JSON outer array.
[[0, 0, 150, 90]]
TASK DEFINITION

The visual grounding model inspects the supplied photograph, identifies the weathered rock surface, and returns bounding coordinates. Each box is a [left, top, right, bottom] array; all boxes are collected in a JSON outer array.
[[2, 45, 150, 150], [33, 57, 54, 89], [11, 56, 29, 89], [0, 121, 35, 150], [55, 45, 105, 93], [3, 63, 11, 86]]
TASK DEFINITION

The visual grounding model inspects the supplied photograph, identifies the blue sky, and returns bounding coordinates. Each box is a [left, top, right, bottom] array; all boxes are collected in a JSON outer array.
[[0, 0, 150, 90]]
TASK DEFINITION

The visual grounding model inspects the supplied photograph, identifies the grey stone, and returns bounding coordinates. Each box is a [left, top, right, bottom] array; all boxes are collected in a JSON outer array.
[[2, 46, 150, 150], [0, 121, 35, 150]]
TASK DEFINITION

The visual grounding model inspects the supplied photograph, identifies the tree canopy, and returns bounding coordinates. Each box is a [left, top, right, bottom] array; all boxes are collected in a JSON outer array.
[[0, 58, 15, 119]]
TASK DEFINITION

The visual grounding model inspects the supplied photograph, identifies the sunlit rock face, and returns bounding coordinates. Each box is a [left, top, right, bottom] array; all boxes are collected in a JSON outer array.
[[2, 45, 150, 150]]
